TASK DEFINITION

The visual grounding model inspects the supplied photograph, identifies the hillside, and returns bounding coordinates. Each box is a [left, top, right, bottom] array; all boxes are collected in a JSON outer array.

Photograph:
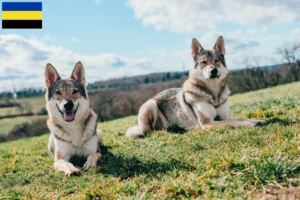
[[0, 82, 300, 199], [0, 62, 299, 123]]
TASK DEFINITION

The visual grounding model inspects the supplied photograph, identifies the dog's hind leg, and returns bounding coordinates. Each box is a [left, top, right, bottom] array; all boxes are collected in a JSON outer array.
[[227, 117, 266, 126], [201, 119, 256, 129], [126, 99, 167, 139]]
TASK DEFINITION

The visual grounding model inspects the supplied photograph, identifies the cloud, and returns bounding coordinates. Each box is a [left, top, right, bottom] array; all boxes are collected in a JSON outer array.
[[291, 29, 300, 42], [128, 0, 300, 33], [111, 58, 126, 68], [185, 29, 285, 68], [0, 34, 156, 92], [235, 41, 260, 50]]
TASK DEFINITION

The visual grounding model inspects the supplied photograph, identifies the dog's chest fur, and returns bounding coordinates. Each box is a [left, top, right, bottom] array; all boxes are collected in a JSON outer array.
[[60, 123, 87, 147], [47, 110, 97, 151], [153, 78, 231, 129]]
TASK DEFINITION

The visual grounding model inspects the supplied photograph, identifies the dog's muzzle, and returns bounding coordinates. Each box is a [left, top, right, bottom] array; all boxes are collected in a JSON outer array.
[[56, 103, 79, 122]]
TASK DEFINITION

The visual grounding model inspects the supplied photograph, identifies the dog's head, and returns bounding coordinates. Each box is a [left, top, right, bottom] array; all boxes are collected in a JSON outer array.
[[45, 61, 89, 122], [189, 36, 229, 81]]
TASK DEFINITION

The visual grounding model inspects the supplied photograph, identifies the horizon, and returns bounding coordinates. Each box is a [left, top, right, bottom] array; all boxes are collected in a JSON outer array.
[[0, 0, 299, 92]]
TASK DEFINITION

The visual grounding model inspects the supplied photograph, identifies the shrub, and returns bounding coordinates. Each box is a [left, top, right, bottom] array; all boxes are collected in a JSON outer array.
[[5, 118, 48, 141]]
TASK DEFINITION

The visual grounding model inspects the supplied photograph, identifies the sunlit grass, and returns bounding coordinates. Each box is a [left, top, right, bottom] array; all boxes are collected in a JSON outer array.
[[0, 82, 299, 199]]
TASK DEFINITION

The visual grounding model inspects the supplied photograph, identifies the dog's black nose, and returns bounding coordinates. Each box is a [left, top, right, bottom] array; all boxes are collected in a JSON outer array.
[[64, 101, 74, 111], [210, 68, 218, 76]]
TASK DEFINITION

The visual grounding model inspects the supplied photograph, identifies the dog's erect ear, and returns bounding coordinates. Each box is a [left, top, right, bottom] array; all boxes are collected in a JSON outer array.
[[191, 38, 204, 60], [70, 61, 86, 85], [213, 36, 226, 55], [45, 63, 61, 88]]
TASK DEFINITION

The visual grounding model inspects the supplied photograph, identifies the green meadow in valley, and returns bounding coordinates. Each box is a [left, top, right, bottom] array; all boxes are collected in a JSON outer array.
[[0, 82, 299, 199], [0, 96, 45, 118]]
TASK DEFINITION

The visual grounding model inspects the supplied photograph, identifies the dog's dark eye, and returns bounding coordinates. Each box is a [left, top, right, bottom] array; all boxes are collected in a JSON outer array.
[[55, 91, 61, 95], [72, 90, 78, 94], [201, 61, 207, 64], [215, 59, 219, 62]]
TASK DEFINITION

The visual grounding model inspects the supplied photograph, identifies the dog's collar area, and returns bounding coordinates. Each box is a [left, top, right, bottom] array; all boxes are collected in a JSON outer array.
[[183, 91, 227, 109], [56, 103, 80, 122]]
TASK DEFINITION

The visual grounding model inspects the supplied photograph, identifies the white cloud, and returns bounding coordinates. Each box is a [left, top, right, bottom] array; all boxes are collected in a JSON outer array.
[[187, 29, 284, 68], [291, 29, 300, 42], [0, 34, 157, 92], [128, 0, 300, 33]]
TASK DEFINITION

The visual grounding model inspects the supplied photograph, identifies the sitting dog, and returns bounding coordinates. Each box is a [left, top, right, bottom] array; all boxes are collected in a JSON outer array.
[[45, 61, 103, 176], [126, 36, 265, 138]]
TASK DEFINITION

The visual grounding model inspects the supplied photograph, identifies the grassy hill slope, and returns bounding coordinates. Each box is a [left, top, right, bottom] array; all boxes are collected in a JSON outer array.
[[0, 82, 299, 199]]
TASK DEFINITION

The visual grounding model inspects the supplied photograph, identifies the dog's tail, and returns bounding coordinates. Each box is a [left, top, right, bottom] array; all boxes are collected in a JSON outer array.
[[125, 125, 145, 139]]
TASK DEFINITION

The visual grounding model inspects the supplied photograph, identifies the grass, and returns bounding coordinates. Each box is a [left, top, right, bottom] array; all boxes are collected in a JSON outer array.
[[0, 116, 47, 137], [0, 82, 300, 199], [0, 96, 45, 117]]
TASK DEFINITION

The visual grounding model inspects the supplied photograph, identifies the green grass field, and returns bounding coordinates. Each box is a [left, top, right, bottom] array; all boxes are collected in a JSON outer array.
[[0, 96, 45, 117], [0, 82, 299, 199], [0, 116, 47, 137]]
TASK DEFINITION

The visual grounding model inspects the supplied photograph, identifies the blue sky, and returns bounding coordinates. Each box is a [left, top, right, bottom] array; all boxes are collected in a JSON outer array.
[[0, 0, 299, 91]]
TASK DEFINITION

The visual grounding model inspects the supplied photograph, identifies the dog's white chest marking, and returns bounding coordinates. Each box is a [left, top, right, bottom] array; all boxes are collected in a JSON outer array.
[[54, 134, 98, 158], [195, 102, 217, 120], [63, 122, 94, 148], [194, 98, 230, 123], [216, 100, 230, 119]]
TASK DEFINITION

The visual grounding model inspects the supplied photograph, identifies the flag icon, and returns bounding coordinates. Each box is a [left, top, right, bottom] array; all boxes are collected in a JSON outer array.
[[2, 2, 42, 29]]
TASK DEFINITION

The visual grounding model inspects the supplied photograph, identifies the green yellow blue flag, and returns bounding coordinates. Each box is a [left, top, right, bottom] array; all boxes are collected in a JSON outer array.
[[2, 2, 42, 29]]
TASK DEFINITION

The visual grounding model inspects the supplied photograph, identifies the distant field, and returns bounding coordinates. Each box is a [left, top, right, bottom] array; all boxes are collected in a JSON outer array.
[[0, 82, 300, 199], [0, 96, 45, 117], [0, 116, 47, 137]]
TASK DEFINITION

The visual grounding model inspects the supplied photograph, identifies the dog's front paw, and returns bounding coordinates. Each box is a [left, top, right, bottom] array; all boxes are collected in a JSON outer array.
[[83, 160, 97, 170], [65, 166, 81, 176], [242, 121, 256, 128]]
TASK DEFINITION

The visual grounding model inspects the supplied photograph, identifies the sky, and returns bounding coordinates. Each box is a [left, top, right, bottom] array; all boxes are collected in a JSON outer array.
[[0, 0, 299, 92]]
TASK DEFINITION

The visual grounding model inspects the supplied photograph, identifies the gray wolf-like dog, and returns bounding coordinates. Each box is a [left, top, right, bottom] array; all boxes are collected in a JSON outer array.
[[45, 61, 103, 176], [126, 36, 265, 138]]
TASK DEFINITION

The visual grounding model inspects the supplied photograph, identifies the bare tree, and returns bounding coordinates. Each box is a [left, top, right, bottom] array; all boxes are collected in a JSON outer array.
[[278, 43, 300, 81]]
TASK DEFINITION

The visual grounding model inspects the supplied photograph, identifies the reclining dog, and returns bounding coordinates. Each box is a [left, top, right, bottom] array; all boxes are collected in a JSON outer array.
[[126, 36, 265, 138], [45, 61, 103, 176]]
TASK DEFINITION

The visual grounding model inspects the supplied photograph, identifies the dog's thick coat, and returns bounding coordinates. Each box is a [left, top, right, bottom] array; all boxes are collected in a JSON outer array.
[[45, 62, 103, 176], [126, 36, 265, 138]]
